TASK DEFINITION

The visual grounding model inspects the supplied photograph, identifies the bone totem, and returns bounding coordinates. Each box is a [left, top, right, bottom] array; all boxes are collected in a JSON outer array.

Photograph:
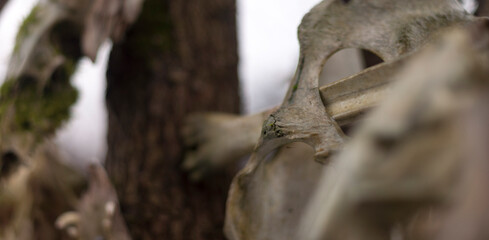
[[216, 0, 483, 239]]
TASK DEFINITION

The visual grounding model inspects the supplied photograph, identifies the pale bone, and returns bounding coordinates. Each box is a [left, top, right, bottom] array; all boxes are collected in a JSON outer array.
[[0, 140, 130, 240], [83, 0, 144, 60], [56, 164, 131, 240], [224, 1, 474, 239], [182, 58, 406, 179], [0, 142, 86, 240], [260, 0, 470, 162], [299, 23, 489, 240]]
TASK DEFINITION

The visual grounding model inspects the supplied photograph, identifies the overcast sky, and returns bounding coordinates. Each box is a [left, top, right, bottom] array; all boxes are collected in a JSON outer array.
[[0, 0, 477, 163]]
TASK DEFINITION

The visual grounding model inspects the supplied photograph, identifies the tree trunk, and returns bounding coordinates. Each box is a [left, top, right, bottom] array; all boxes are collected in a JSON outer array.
[[0, 0, 7, 13], [476, 0, 489, 16], [105, 0, 239, 239]]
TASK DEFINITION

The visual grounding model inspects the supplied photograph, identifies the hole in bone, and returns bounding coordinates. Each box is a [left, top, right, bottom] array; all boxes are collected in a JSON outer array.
[[1, 151, 21, 179], [320, 49, 384, 136], [361, 49, 384, 68], [319, 48, 384, 86]]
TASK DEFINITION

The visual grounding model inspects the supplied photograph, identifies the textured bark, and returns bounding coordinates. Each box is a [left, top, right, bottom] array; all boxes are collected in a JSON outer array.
[[105, 0, 239, 239]]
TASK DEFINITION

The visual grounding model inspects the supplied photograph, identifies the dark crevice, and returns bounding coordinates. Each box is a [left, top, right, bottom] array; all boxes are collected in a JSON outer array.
[[1, 151, 21, 179]]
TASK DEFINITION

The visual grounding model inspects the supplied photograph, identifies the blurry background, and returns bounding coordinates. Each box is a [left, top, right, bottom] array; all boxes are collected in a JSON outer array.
[[0, 0, 477, 164]]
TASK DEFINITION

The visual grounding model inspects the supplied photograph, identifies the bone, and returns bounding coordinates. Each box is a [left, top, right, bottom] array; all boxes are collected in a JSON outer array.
[[299, 22, 489, 240], [57, 164, 132, 240], [264, 0, 469, 162], [224, 1, 474, 239], [183, 58, 405, 179], [0, 142, 86, 240]]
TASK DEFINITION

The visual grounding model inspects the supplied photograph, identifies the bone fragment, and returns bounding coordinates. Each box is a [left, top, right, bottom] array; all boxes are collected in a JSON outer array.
[[57, 164, 131, 240], [183, 58, 406, 179], [0, 142, 86, 240], [300, 22, 489, 240]]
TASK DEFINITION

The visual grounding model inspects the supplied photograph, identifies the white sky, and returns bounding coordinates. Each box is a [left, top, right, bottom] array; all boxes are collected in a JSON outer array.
[[0, 0, 477, 163]]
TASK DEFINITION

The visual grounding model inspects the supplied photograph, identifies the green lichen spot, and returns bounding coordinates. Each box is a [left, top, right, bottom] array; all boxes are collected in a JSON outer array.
[[0, 62, 78, 141], [14, 5, 40, 53]]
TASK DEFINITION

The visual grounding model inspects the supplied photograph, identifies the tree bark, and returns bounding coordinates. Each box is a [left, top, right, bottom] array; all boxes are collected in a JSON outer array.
[[105, 0, 240, 239]]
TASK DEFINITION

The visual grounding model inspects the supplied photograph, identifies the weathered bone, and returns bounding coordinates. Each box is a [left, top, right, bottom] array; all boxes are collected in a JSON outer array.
[[264, 0, 470, 162], [183, 58, 406, 179], [224, 1, 474, 239], [57, 164, 131, 240], [299, 22, 489, 240], [0, 142, 86, 240]]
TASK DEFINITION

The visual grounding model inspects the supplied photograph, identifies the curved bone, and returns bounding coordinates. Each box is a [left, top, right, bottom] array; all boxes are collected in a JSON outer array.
[[264, 0, 469, 162], [225, 1, 473, 239], [0, 142, 86, 240], [183, 58, 406, 179], [299, 23, 489, 240], [56, 164, 131, 240]]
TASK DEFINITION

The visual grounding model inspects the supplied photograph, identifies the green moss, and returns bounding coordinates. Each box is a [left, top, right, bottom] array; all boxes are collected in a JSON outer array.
[[14, 64, 78, 135], [293, 83, 298, 91], [14, 5, 40, 53], [1, 4, 83, 148], [0, 78, 15, 98], [0, 62, 78, 140], [0, 79, 17, 118]]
